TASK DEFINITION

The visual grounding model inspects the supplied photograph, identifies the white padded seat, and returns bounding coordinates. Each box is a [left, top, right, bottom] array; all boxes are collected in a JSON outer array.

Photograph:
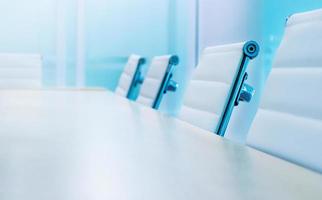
[[178, 42, 259, 135], [137, 55, 178, 109], [115, 55, 145, 98], [247, 9, 322, 173], [0, 53, 42, 89]]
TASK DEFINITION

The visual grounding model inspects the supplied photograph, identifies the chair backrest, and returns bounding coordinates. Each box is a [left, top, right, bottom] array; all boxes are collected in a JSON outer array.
[[137, 55, 179, 109], [247, 9, 322, 173], [115, 55, 145, 99], [0, 53, 42, 89], [178, 41, 259, 136]]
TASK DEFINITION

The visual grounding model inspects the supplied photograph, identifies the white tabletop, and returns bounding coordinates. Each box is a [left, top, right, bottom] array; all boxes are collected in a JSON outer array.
[[0, 90, 321, 200]]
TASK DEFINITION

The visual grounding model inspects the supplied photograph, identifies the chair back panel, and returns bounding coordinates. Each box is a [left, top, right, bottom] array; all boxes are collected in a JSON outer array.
[[116, 55, 143, 97], [137, 55, 172, 107], [0, 53, 42, 89], [179, 43, 248, 132], [247, 9, 322, 173]]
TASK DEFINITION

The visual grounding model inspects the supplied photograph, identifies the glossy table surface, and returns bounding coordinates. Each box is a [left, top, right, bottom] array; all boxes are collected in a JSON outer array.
[[0, 90, 321, 200]]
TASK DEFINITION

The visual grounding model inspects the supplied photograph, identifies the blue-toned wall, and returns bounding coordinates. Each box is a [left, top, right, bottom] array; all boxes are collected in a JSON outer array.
[[85, 0, 171, 89]]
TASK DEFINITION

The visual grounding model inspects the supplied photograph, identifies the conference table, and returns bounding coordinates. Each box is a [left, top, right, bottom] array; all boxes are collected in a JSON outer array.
[[0, 89, 321, 200]]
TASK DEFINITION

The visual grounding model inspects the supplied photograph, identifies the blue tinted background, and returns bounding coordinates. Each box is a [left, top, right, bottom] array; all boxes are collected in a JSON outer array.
[[0, 0, 321, 143]]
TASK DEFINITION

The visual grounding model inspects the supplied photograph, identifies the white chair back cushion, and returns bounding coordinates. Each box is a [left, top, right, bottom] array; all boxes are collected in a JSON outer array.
[[178, 42, 250, 132], [137, 55, 171, 107], [115, 55, 142, 97], [247, 9, 322, 172], [0, 53, 42, 89]]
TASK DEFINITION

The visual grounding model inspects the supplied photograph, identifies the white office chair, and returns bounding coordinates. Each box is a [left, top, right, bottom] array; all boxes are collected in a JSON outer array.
[[0, 53, 42, 89], [247, 9, 322, 173], [178, 41, 259, 136], [137, 55, 179, 109], [115, 55, 146, 99]]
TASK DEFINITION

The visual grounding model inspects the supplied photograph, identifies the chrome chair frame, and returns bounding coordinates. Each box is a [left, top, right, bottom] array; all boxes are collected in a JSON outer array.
[[217, 41, 260, 136], [126, 57, 146, 100], [152, 55, 179, 110]]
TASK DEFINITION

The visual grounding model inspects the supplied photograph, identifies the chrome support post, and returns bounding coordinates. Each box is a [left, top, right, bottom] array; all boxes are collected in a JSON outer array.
[[216, 41, 260, 137], [152, 55, 179, 110], [127, 58, 146, 99]]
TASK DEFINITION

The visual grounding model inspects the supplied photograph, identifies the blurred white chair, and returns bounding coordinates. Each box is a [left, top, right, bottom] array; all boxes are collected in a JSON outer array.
[[0, 53, 42, 89], [178, 41, 259, 136], [247, 9, 322, 173], [137, 55, 179, 109], [115, 55, 146, 99]]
